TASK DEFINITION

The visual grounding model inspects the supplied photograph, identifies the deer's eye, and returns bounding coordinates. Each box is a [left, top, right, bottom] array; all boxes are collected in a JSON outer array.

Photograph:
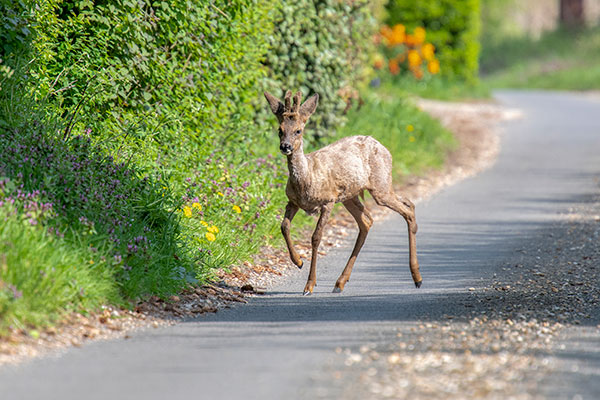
[[295, 129, 302, 135]]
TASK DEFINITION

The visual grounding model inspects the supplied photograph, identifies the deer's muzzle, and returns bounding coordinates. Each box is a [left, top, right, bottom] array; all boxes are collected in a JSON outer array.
[[280, 143, 293, 155]]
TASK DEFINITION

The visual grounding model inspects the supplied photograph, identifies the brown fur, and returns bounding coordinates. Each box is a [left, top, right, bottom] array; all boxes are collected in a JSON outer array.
[[264, 90, 422, 294]]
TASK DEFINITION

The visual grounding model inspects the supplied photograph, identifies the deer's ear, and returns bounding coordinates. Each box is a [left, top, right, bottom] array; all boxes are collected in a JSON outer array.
[[264, 92, 284, 117], [300, 93, 319, 120]]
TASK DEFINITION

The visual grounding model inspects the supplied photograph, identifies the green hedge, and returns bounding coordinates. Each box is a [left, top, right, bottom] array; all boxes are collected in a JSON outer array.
[[262, 0, 378, 142], [385, 0, 481, 83], [10, 0, 275, 172], [4, 0, 379, 160]]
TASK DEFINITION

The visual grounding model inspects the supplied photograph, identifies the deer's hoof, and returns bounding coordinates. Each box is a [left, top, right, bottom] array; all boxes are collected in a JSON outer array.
[[297, 260, 304, 269], [332, 286, 342, 294], [302, 290, 312, 296], [415, 280, 422, 288]]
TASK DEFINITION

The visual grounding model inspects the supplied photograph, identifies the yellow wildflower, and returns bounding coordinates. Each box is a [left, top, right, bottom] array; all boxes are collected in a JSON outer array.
[[192, 202, 202, 211], [217, 192, 224, 197], [208, 225, 219, 234], [428, 59, 440, 75], [205, 232, 216, 242], [200, 220, 209, 227], [407, 124, 414, 132], [89, 260, 94, 264], [183, 206, 193, 218], [413, 27, 426, 44], [232, 205, 242, 214], [409, 136, 416, 143]]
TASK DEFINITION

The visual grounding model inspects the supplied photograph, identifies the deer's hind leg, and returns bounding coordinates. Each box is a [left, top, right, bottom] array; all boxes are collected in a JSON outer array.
[[370, 190, 422, 288], [333, 196, 373, 293]]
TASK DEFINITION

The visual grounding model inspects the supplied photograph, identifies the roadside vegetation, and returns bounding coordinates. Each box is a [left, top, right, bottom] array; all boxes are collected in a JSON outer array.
[[481, 25, 600, 90], [479, 0, 600, 91], [0, 0, 478, 335]]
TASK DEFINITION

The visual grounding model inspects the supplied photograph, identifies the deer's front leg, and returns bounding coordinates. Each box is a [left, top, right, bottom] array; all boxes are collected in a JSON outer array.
[[303, 203, 333, 296], [281, 202, 303, 268]]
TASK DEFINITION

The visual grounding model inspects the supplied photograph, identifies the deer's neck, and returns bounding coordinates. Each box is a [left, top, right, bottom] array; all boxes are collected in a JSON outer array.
[[287, 146, 311, 189]]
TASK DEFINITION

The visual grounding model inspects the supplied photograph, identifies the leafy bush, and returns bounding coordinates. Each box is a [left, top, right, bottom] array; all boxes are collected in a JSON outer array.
[[385, 0, 481, 83], [20, 0, 274, 171], [261, 0, 379, 142]]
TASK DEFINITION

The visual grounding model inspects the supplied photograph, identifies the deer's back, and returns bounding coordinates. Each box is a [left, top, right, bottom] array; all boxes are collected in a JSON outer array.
[[290, 136, 392, 210]]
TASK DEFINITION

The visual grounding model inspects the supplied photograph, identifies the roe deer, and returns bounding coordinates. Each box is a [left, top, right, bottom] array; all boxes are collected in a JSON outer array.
[[264, 90, 422, 295]]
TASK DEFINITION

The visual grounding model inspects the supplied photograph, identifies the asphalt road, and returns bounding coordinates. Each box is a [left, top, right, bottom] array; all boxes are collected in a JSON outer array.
[[2, 91, 600, 399]]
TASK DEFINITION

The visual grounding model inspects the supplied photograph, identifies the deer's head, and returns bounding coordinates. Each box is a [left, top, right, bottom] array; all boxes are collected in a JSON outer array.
[[264, 90, 319, 156]]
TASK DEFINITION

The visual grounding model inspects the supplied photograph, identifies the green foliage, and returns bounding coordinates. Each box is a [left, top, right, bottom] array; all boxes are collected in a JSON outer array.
[[0, 73, 193, 301], [0, 1, 33, 57], [385, 0, 481, 84], [178, 154, 289, 276], [479, 0, 518, 56], [25, 0, 274, 170], [0, 193, 118, 334], [482, 25, 600, 90], [262, 0, 378, 142], [375, 75, 490, 101], [336, 90, 456, 180]]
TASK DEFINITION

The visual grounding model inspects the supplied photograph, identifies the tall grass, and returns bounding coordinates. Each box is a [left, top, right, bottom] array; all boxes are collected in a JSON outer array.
[[0, 201, 118, 334]]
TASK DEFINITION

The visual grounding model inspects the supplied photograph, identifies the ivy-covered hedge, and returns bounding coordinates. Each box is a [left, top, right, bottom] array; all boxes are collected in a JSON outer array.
[[5, 0, 275, 172], [262, 0, 379, 141], [385, 0, 481, 83]]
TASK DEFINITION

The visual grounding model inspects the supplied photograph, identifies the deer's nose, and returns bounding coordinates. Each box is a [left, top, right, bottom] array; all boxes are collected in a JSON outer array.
[[280, 143, 293, 155]]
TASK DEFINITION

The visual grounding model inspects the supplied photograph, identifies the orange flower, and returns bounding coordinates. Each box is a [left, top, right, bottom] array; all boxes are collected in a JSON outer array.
[[408, 50, 422, 67], [373, 54, 385, 70], [421, 43, 435, 61], [388, 59, 400, 75], [428, 59, 440, 74], [413, 27, 426, 44], [390, 24, 406, 45], [380, 25, 393, 44], [412, 68, 424, 80]]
